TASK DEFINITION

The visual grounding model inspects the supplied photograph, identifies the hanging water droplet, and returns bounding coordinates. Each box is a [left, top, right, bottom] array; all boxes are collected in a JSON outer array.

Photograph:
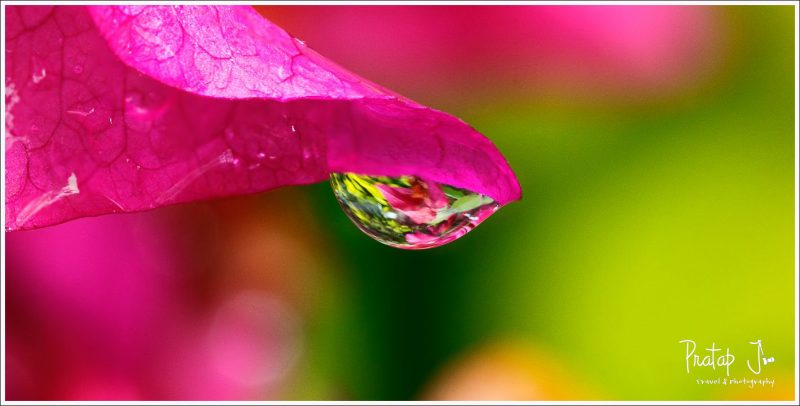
[[330, 173, 499, 250]]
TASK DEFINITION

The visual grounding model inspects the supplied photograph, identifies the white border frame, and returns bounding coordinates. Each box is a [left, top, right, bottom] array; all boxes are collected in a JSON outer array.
[[1, 1, 797, 405]]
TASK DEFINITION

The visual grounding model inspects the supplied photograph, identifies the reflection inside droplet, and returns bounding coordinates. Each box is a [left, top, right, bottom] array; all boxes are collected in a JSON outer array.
[[330, 173, 499, 249]]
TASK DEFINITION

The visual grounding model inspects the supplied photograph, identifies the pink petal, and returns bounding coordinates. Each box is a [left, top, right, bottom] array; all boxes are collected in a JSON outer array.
[[5, 5, 520, 231]]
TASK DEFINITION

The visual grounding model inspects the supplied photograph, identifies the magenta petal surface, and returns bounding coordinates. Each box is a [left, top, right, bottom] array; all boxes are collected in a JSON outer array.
[[4, 6, 520, 231]]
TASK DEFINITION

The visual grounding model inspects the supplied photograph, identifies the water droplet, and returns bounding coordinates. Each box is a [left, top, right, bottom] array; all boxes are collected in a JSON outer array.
[[31, 68, 46, 84], [256, 152, 266, 159], [72, 64, 84, 74], [330, 173, 499, 250]]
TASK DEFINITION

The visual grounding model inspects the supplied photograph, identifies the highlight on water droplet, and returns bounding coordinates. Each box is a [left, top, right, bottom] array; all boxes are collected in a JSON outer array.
[[330, 173, 500, 250], [31, 67, 46, 84]]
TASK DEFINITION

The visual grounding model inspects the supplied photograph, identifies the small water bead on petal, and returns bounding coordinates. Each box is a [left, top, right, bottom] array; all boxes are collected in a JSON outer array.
[[330, 173, 500, 250], [31, 67, 46, 84]]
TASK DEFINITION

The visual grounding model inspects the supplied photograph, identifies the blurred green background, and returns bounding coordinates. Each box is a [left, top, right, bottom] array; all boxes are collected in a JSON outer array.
[[272, 6, 796, 400]]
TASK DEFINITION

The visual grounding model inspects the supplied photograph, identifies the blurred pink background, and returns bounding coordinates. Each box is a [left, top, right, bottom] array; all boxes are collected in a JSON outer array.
[[6, 191, 325, 399]]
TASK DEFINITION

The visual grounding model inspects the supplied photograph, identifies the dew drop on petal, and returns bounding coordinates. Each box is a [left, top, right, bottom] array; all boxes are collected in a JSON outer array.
[[31, 68, 46, 84], [330, 173, 500, 250]]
